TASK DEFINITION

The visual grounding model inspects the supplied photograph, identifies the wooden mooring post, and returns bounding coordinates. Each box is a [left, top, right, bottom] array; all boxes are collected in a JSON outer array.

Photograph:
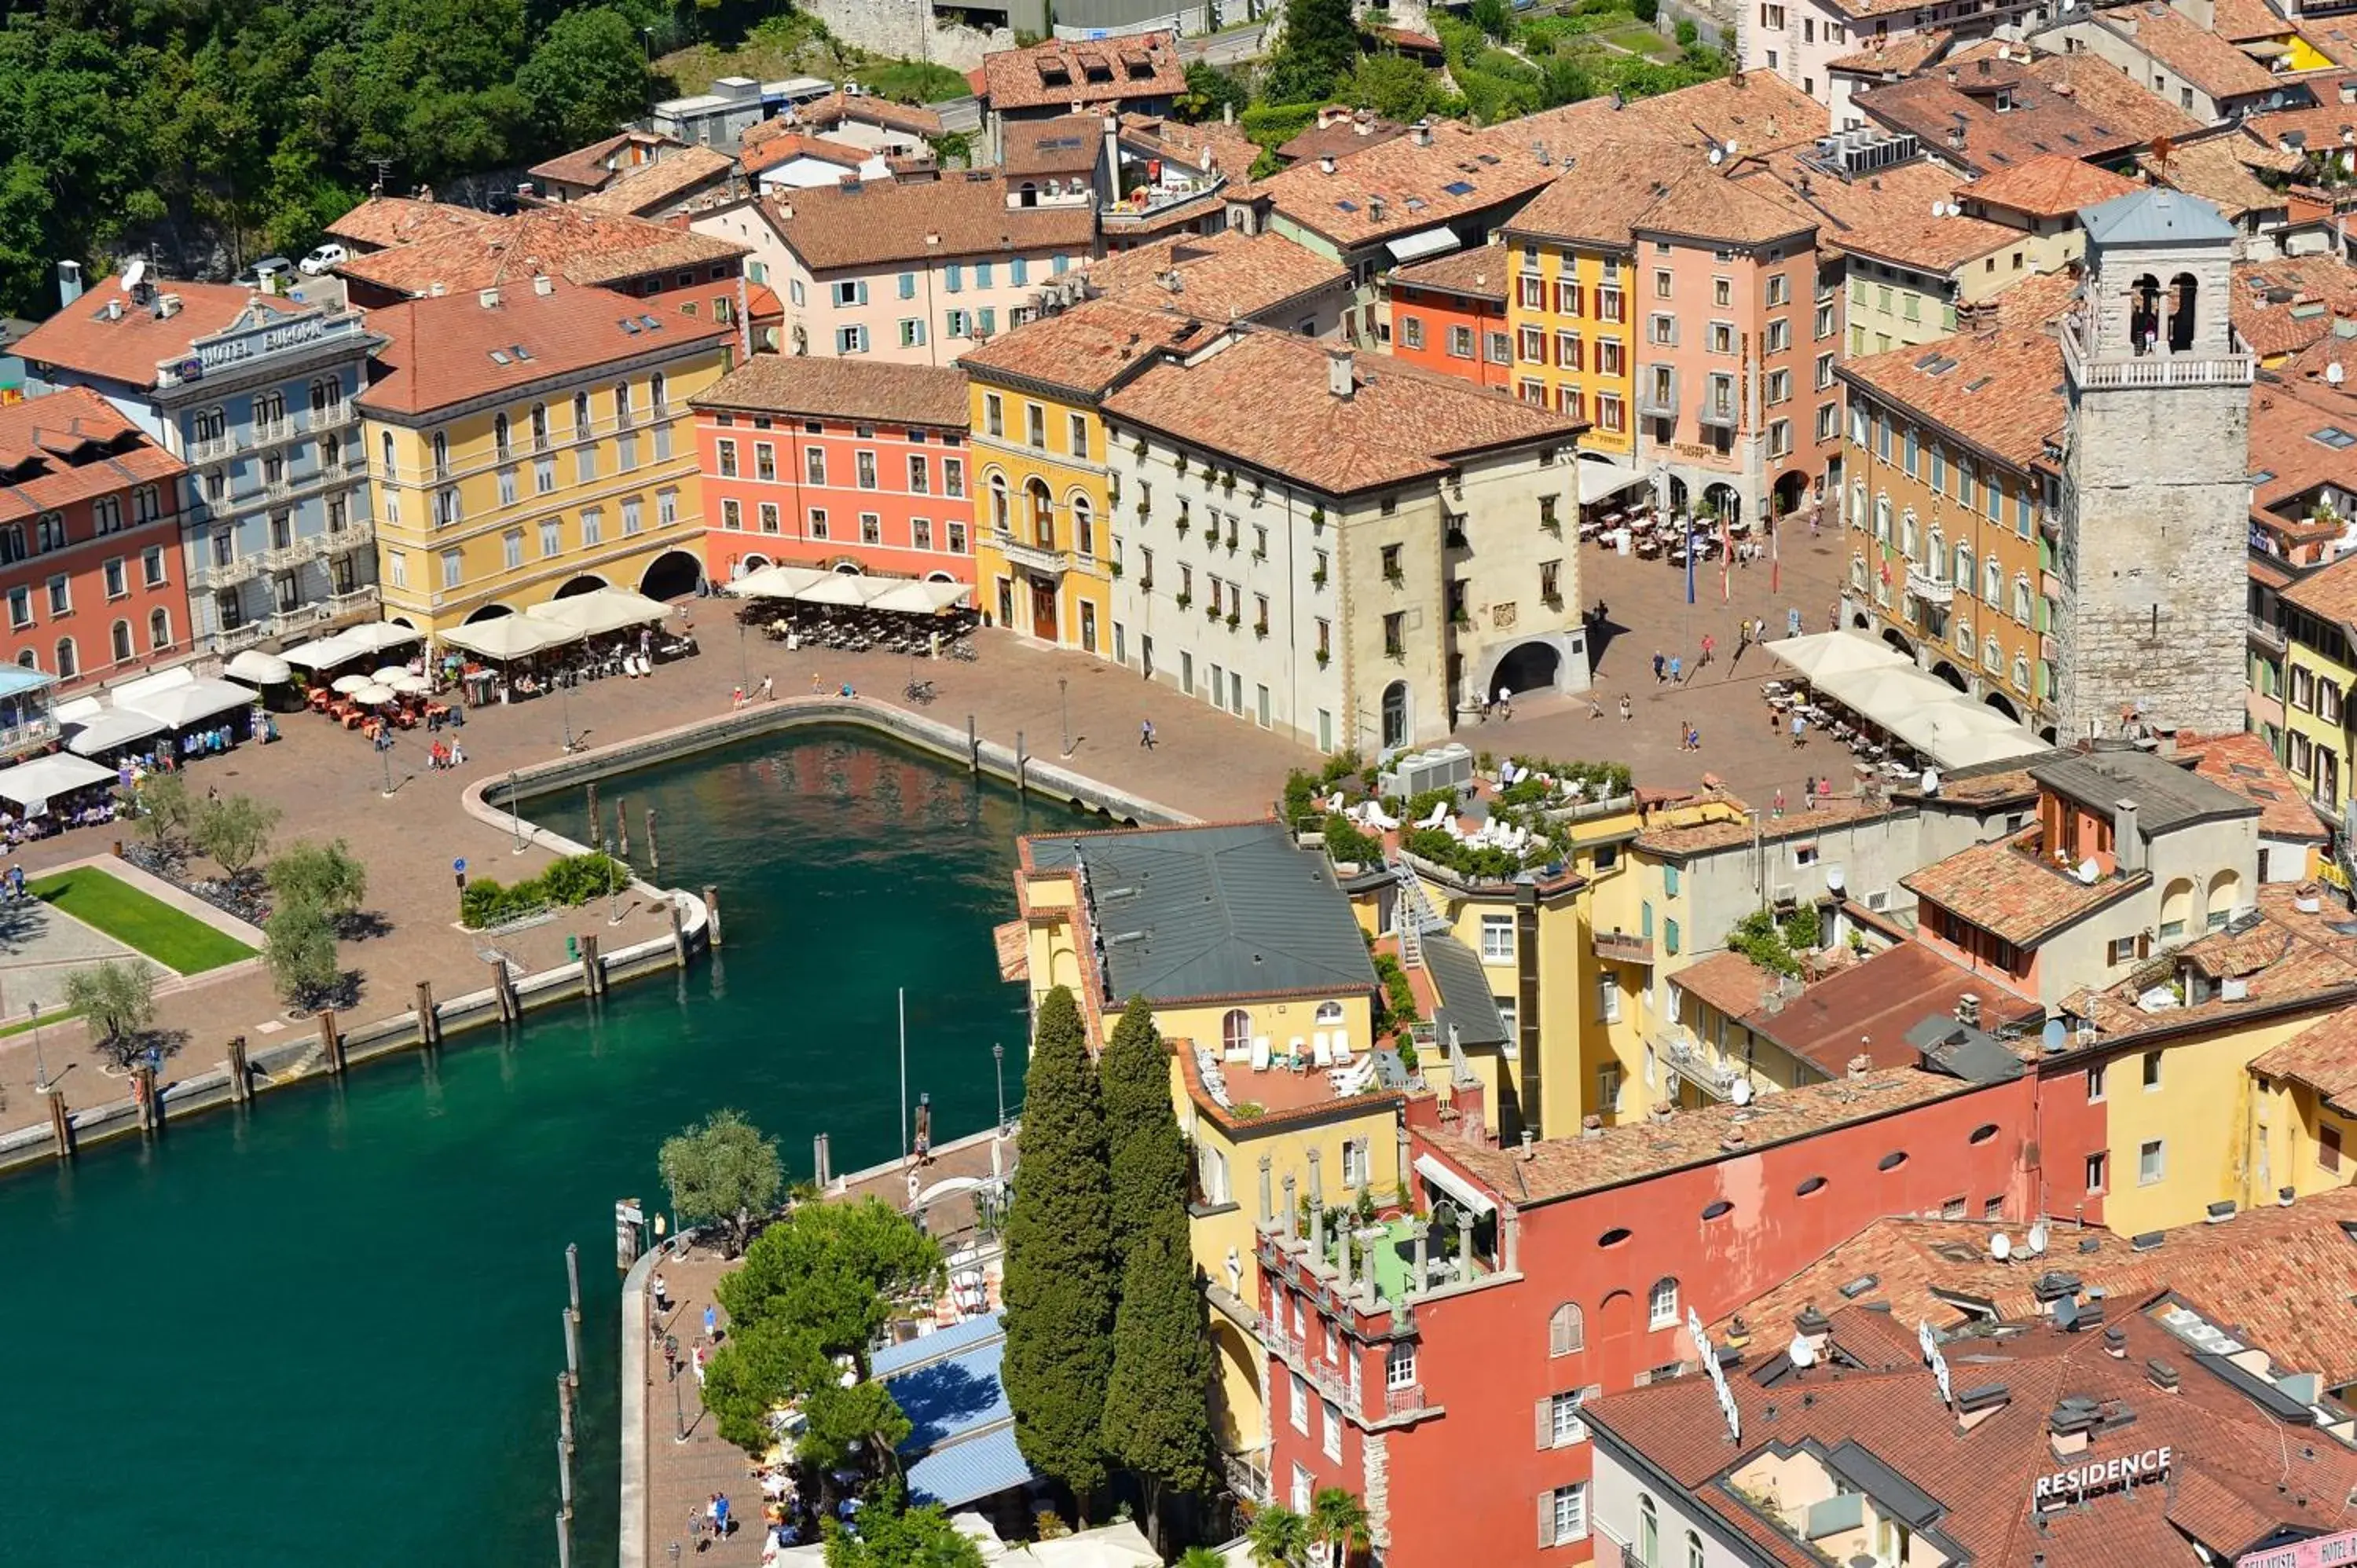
[[643, 808, 660, 876], [580, 934, 603, 998], [968, 714, 980, 774], [668, 897, 687, 965], [585, 781, 599, 853], [317, 1009, 345, 1075], [703, 885, 724, 947], [225, 1034, 251, 1104], [489, 957, 519, 1025], [1015, 730, 1028, 793], [46, 1088, 72, 1161], [415, 980, 442, 1049], [134, 1064, 159, 1134], [614, 799, 629, 858]]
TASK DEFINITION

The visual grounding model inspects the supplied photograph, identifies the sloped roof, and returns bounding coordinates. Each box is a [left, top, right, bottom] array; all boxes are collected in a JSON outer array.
[[790, 90, 944, 139], [1002, 113, 1102, 177], [981, 30, 1186, 112], [354, 281, 733, 417], [1507, 142, 1816, 250], [741, 131, 874, 178], [2081, 185, 2240, 244], [1025, 820, 1380, 1003], [2179, 730, 2330, 841], [325, 195, 503, 251], [335, 204, 748, 296], [2234, 255, 2357, 359], [1420, 929, 1510, 1049], [1837, 328, 2064, 471], [0, 387, 185, 526], [757, 174, 1095, 271], [1080, 230, 1347, 324], [2033, 743, 2257, 830], [1901, 833, 2139, 943], [574, 146, 735, 218], [1856, 73, 2147, 175], [1387, 241, 1509, 302], [690, 356, 969, 427], [11, 278, 300, 389], [1761, 155, 2016, 273], [2098, 0, 2285, 98], [1962, 151, 2143, 217], [956, 298, 1211, 400]]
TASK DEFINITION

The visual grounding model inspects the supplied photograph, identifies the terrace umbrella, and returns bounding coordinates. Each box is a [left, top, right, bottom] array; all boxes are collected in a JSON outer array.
[[794, 573, 889, 607], [331, 673, 373, 695], [350, 683, 396, 705], [388, 672, 432, 696], [224, 650, 292, 686], [371, 665, 410, 684]]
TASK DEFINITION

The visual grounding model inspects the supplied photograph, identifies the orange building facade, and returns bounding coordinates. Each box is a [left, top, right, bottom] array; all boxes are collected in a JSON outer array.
[[1383, 246, 1512, 392], [690, 358, 976, 585]]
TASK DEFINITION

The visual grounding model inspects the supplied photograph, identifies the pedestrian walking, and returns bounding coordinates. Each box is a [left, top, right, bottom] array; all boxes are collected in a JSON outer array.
[[1690, 722, 1702, 750], [1773, 786, 1786, 818], [652, 1272, 670, 1314], [1618, 694, 1633, 722], [703, 1302, 718, 1342], [1669, 654, 1683, 683], [449, 740, 466, 768], [714, 1494, 732, 1538], [1652, 650, 1666, 683], [810, 671, 824, 693], [1495, 684, 1512, 721], [1791, 713, 1806, 747], [1700, 634, 1715, 669], [664, 1333, 680, 1381], [1139, 718, 1157, 749], [757, 675, 773, 702]]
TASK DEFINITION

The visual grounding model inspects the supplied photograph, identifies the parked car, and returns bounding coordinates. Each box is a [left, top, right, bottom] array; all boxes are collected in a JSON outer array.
[[233, 255, 293, 290], [298, 243, 347, 276]]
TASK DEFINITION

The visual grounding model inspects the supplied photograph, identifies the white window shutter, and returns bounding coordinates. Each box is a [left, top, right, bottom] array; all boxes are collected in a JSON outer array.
[[1538, 1491, 1557, 1548], [1536, 1396, 1555, 1450]]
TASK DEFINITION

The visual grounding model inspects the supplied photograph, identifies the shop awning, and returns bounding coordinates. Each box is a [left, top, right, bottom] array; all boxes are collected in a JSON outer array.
[[64, 709, 167, 757], [1577, 457, 1648, 504], [727, 564, 831, 600], [438, 617, 577, 661], [795, 573, 893, 607], [1387, 227, 1462, 264], [871, 580, 973, 615], [526, 588, 673, 638], [281, 632, 360, 670], [120, 676, 259, 730], [339, 622, 423, 656], [1413, 1152, 1497, 1217], [1765, 632, 1912, 684], [0, 752, 115, 808], [223, 650, 293, 686]]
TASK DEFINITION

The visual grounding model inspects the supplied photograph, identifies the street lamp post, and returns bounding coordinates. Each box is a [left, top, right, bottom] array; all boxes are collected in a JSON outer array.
[[509, 769, 526, 853], [29, 999, 46, 1096], [1058, 676, 1071, 757], [379, 735, 395, 798], [605, 835, 623, 926], [737, 621, 750, 694], [559, 677, 577, 753], [992, 1041, 1006, 1132]]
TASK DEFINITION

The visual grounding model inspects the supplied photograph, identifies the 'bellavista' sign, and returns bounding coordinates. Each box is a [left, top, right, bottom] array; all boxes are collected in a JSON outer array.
[[2033, 1445, 2173, 1508]]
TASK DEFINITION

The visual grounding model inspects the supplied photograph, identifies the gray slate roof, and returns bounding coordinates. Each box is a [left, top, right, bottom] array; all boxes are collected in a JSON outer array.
[[1421, 928, 1510, 1049], [2028, 745, 2256, 836], [1031, 821, 1378, 1003], [2080, 188, 2237, 247]]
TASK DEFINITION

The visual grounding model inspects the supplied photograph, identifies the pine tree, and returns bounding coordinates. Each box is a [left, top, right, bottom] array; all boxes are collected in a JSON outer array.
[[1101, 1220, 1215, 1549], [1099, 996, 1189, 1262], [1000, 986, 1116, 1518]]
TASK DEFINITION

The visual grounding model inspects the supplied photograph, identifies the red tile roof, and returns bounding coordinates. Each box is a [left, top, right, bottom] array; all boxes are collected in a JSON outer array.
[[326, 195, 503, 252], [2140, 130, 2303, 221], [1277, 109, 1412, 165], [1100, 328, 1582, 495], [2098, 0, 2285, 99], [757, 174, 1096, 271], [1903, 831, 2141, 945], [1589, 1308, 2357, 1568], [2234, 256, 2357, 360], [2178, 730, 2330, 841], [1750, 941, 2042, 1075], [1002, 114, 1104, 178], [689, 356, 968, 427], [1387, 240, 1510, 302], [1759, 154, 2017, 273], [1080, 230, 1347, 325], [354, 280, 734, 418], [2256, 1004, 2357, 1111], [1828, 29, 1955, 75], [740, 131, 874, 178], [981, 31, 1187, 113], [1962, 151, 2143, 217], [956, 298, 1211, 400], [1508, 141, 1817, 250], [574, 146, 735, 218], [0, 387, 185, 526], [1837, 328, 2065, 471], [335, 204, 748, 297], [1856, 71, 2148, 176], [790, 90, 944, 141], [11, 279, 299, 390], [527, 130, 682, 192]]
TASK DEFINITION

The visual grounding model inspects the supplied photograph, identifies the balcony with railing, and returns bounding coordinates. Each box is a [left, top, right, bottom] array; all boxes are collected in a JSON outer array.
[[1383, 1382, 1427, 1416], [1636, 368, 1680, 421], [2059, 315, 2253, 390], [1219, 1450, 1269, 1505], [995, 527, 1067, 577], [251, 418, 295, 446], [190, 434, 236, 463], [1652, 1025, 1747, 1101], [2249, 614, 2289, 653], [1905, 563, 1954, 606], [1698, 379, 1739, 430], [191, 552, 260, 590], [1593, 927, 1655, 965], [1102, 163, 1228, 229]]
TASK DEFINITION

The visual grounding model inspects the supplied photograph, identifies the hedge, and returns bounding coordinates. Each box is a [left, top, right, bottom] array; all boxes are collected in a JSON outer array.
[[461, 851, 631, 929]]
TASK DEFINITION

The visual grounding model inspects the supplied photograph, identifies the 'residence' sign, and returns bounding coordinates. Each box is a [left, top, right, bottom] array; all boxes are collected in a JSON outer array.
[[2033, 1445, 2172, 1508]]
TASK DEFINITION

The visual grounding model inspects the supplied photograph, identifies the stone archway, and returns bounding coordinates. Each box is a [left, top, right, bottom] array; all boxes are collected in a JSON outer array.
[[1930, 659, 1968, 693], [463, 603, 516, 624], [1984, 690, 2022, 722], [1881, 626, 1915, 659], [1772, 470, 1810, 518], [553, 575, 608, 600], [638, 548, 704, 601], [1209, 1315, 1266, 1454], [1489, 638, 1563, 697]]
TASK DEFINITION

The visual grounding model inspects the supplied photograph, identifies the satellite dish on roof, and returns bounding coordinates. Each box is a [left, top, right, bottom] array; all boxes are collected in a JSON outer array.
[[2027, 1221, 2050, 1257], [1990, 1231, 2012, 1262], [122, 258, 147, 292], [2076, 858, 2101, 885], [1930, 200, 1945, 216], [1790, 1333, 1818, 1368], [1732, 1078, 1755, 1106], [1709, 144, 1726, 165]]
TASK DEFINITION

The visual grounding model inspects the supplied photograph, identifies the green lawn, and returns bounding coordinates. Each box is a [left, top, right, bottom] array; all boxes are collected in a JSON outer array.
[[30, 869, 257, 974], [1600, 22, 1681, 58]]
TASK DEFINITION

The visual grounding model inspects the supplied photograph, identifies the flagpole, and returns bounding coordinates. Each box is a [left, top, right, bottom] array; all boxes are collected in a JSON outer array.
[[899, 987, 909, 1162]]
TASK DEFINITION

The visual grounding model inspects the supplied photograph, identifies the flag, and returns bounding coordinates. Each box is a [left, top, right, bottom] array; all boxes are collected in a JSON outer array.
[[1721, 514, 1732, 605], [1772, 504, 1784, 594], [1684, 520, 1695, 606]]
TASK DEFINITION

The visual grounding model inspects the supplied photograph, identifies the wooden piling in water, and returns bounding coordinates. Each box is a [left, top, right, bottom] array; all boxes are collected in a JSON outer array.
[[415, 980, 442, 1048], [226, 1035, 251, 1104], [134, 1065, 158, 1134], [669, 897, 687, 965], [46, 1089, 72, 1161], [1015, 730, 1028, 793], [968, 714, 980, 773], [317, 1009, 345, 1075], [703, 885, 724, 947], [614, 799, 629, 858], [643, 807, 660, 875], [585, 781, 599, 852], [580, 933, 603, 998], [489, 957, 518, 1025]]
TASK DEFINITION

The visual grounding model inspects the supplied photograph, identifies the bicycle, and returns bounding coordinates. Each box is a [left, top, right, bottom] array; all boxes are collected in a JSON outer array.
[[904, 678, 937, 705]]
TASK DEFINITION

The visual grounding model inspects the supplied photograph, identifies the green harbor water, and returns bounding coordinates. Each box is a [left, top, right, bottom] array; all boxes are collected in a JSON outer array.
[[0, 725, 1041, 1567]]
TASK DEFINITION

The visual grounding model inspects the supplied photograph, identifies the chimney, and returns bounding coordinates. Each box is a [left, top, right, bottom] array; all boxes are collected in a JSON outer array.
[[1957, 1382, 2011, 1431], [1412, 119, 1433, 147], [1847, 1053, 1873, 1078], [779, 200, 794, 221], [1581, 1114, 1604, 1141], [478, 287, 500, 309], [2049, 1398, 2098, 1457], [1650, 1099, 1675, 1124], [2205, 1200, 2236, 1224], [103, 298, 123, 321], [2148, 1357, 2180, 1393], [57, 260, 84, 310], [2103, 1325, 2128, 1358], [157, 292, 181, 319], [533, 273, 554, 296], [1326, 346, 1354, 400], [1369, 195, 1387, 222], [1795, 1305, 1832, 1357], [1319, 155, 1337, 175], [2113, 798, 2143, 875], [1956, 991, 1981, 1028], [2281, 1185, 2297, 1207], [517, 181, 535, 199], [1520, 1129, 1536, 1160]]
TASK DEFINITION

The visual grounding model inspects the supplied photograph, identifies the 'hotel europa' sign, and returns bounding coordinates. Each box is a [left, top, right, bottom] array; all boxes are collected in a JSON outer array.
[[2236, 1527, 2357, 1568], [2032, 1445, 2172, 1509], [192, 313, 334, 371]]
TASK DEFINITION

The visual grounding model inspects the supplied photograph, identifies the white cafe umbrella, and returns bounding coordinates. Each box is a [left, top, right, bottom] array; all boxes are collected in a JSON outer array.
[[372, 665, 410, 683], [350, 683, 396, 705], [388, 672, 431, 695], [331, 673, 373, 695], [223, 650, 293, 686]]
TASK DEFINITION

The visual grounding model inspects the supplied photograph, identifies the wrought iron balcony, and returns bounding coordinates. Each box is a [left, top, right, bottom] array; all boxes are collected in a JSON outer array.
[[994, 528, 1066, 577]]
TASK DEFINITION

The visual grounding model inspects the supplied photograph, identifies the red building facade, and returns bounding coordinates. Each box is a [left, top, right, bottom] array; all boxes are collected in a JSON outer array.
[[689, 357, 974, 586], [1259, 1064, 2041, 1564], [1384, 247, 1512, 392], [0, 388, 192, 688]]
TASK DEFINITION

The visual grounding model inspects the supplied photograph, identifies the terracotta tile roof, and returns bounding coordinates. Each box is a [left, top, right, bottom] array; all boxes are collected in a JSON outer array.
[[1100, 328, 1582, 495], [1431, 1064, 1978, 1206], [2067, 901, 2357, 1041], [1828, 29, 1955, 75], [2282, 540, 2357, 629], [1897, 756, 2052, 806], [1277, 110, 1412, 164], [1589, 1310, 2357, 1568], [957, 297, 1211, 399], [1636, 794, 1897, 856], [574, 146, 735, 217], [11, 278, 299, 390], [1855, 73, 2147, 176], [689, 356, 967, 427], [2139, 133, 2298, 219], [2244, 71, 2357, 148], [2098, 0, 2285, 98], [2025, 49, 2207, 144], [1671, 950, 1782, 1021], [1903, 832, 2140, 944], [0, 387, 185, 525], [2254, 1008, 2357, 1109], [1962, 151, 2143, 216], [785, 90, 944, 140], [1387, 240, 1509, 302], [2233, 256, 2357, 359], [335, 205, 748, 297], [981, 31, 1186, 113], [1837, 328, 2064, 471], [325, 194, 503, 251], [1761, 155, 2015, 273], [740, 131, 874, 178], [1003, 114, 1104, 177], [1748, 941, 2044, 1075], [1725, 1189, 2357, 1387], [1080, 230, 1347, 325], [353, 281, 733, 419], [1258, 74, 1822, 251], [1508, 142, 1816, 249], [757, 174, 1095, 271], [1116, 113, 1259, 178], [526, 130, 681, 192], [2179, 730, 2330, 841], [1975, 269, 2076, 334], [2213, 0, 2297, 41]]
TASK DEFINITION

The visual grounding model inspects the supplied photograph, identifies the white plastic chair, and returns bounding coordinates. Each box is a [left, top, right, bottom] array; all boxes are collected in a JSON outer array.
[[1252, 1036, 1272, 1072], [1312, 1033, 1333, 1068]]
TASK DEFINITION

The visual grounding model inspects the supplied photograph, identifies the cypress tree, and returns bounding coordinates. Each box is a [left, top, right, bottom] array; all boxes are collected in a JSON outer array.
[[1101, 1219, 1215, 1550], [1000, 985, 1115, 1516], [1100, 996, 1189, 1262]]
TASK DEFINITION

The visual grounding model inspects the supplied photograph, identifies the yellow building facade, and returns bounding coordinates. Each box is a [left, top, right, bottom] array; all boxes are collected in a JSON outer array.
[[962, 373, 1114, 657], [2278, 575, 2357, 819], [360, 283, 734, 636], [1497, 240, 1637, 458]]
